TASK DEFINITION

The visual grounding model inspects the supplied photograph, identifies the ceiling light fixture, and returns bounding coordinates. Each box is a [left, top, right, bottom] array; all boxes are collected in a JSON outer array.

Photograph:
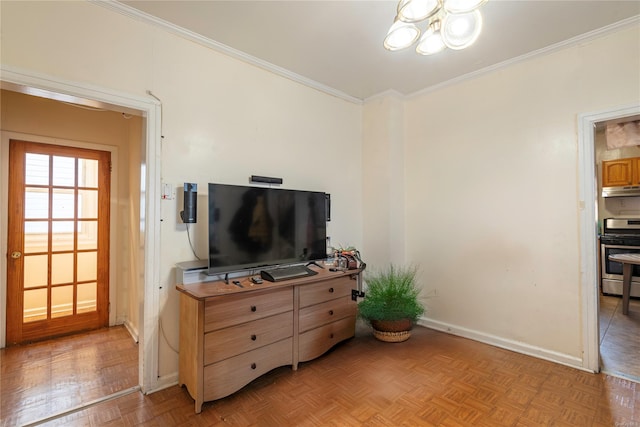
[[384, 0, 487, 56]]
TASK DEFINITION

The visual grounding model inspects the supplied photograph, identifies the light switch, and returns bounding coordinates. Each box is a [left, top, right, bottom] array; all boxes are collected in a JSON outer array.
[[162, 183, 173, 200]]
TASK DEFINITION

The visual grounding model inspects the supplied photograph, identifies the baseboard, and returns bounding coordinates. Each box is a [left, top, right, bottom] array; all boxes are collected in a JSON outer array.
[[144, 373, 179, 395], [417, 316, 589, 372], [123, 319, 139, 343]]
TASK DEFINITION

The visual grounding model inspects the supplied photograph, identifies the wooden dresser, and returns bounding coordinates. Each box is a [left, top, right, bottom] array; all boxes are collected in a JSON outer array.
[[176, 267, 360, 413]]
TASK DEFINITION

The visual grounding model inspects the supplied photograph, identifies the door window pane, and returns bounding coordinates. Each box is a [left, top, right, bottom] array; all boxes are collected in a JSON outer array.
[[52, 156, 75, 187], [77, 220, 98, 250], [25, 188, 49, 219], [24, 221, 49, 254], [23, 288, 47, 323], [51, 285, 73, 318], [78, 159, 98, 188], [52, 221, 75, 252], [78, 189, 98, 219], [51, 253, 74, 285], [77, 251, 97, 282], [25, 153, 49, 185], [77, 282, 97, 313], [24, 255, 48, 288], [52, 189, 75, 219]]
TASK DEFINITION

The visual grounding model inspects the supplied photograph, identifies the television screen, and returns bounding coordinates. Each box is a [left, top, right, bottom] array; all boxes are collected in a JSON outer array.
[[208, 183, 327, 275]]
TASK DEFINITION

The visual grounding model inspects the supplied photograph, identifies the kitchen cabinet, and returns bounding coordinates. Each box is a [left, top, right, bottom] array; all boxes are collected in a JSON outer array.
[[176, 268, 359, 413], [602, 157, 640, 187]]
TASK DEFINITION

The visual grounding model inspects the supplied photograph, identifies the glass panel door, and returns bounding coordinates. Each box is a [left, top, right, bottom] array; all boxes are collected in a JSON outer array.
[[6, 140, 110, 344]]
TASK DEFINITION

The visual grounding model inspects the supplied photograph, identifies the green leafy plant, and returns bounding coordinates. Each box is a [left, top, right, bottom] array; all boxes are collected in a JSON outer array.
[[357, 264, 425, 323]]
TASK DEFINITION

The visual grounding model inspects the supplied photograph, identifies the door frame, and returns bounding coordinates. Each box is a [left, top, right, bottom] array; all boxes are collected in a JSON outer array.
[[0, 65, 163, 394], [578, 103, 640, 373]]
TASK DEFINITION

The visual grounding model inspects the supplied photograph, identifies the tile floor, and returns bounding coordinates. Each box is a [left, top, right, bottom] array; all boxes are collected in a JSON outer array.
[[599, 294, 640, 381]]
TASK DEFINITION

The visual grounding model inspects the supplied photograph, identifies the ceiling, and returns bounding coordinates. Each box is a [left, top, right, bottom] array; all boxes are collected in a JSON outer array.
[[119, 1, 640, 101]]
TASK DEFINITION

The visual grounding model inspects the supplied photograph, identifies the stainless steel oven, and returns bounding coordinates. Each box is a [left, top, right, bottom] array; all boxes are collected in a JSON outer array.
[[600, 218, 640, 297]]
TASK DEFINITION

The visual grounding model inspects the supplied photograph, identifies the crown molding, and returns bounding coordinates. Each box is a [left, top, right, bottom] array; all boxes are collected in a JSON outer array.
[[91, 0, 362, 105], [406, 14, 640, 100], [89, 1, 639, 104], [363, 89, 405, 103]]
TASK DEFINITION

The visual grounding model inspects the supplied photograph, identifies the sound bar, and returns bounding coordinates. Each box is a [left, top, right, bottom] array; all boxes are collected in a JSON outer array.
[[250, 175, 283, 185]]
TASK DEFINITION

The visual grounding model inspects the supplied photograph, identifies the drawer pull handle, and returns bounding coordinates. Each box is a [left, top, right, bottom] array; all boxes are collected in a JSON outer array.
[[329, 287, 334, 293], [251, 334, 257, 341], [251, 363, 257, 370], [329, 310, 334, 315], [251, 305, 257, 312], [330, 333, 334, 339]]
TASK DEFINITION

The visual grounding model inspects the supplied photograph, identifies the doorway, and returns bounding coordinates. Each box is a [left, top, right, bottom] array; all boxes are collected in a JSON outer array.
[[1, 66, 164, 397], [7, 140, 111, 344], [0, 89, 144, 423], [593, 118, 640, 381], [577, 104, 640, 379]]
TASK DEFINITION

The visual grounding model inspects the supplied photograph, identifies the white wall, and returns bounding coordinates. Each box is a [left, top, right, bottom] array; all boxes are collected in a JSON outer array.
[[394, 26, 640, 361], [0, 1, 362, 377], [362, 92, 406, 269]]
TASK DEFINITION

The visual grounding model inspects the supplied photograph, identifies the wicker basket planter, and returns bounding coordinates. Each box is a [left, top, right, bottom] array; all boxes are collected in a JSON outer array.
[[372, 329, 411, 342], [370, 319, 413, 342], [357, 265, 425, 343]]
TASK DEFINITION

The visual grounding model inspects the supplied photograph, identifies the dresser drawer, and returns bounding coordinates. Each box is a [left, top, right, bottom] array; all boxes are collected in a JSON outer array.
[[298, 316, 356, 362], [204, 287, 293, 332], [204, 311, 293, 365], [299, 297, 356, 333], [299, 277, 354, 308], [203, 337, 293, 401]]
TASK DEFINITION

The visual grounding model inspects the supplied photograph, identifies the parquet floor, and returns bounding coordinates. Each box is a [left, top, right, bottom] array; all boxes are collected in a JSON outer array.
[[4, 323, 638, 427], [600, 294, 640, 381], [0, 325, 138, 427]]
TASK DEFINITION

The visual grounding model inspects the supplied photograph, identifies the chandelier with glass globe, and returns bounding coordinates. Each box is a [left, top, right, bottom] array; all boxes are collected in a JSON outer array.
[[384, 0, 488, 55]]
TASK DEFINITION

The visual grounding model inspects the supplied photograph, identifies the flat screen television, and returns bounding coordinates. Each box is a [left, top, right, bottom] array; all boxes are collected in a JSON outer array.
[[208, 183, 327, 275]]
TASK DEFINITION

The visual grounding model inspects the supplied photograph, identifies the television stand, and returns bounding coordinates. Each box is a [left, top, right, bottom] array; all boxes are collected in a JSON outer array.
[[306, 260, 325, 269], [176, 268, 361, 413], [260, 265, 318, 282]]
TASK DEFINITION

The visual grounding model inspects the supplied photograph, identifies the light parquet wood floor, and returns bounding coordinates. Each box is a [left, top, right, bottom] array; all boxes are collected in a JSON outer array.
[[0, 326, 138, 427], [5, 323, 638, 427]]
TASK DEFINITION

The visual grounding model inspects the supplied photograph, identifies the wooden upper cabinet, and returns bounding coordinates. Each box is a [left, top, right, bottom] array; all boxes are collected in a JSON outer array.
[[602, 158, 636, 187]]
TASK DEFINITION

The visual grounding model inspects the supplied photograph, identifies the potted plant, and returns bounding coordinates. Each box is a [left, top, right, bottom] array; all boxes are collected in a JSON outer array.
[[357, 264, 424, 342]]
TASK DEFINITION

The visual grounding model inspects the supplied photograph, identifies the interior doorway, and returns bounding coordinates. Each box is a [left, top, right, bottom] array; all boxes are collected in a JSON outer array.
[[0, 89, 145, 423], [593, 117, 640, 382], [577, 104, 640, 380], [1, 65, 164, 401]]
